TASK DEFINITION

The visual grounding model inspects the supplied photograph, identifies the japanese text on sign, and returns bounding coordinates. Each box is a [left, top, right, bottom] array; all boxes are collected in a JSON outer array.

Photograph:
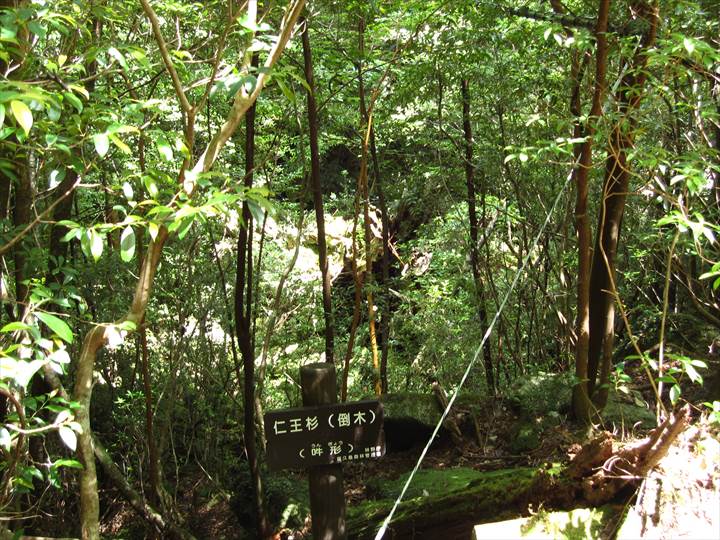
[[264, 400, 385, 470]]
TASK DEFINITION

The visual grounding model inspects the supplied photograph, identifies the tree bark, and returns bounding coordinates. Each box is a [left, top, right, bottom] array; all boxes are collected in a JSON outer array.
[[569, 0, 610, 423], [234, 50, 270, 538], [587, 2, 659, 408], [461, 79, 495, 395], [357, 16, 392, 394], [301, 16, 335, 364], [371, 127, 391, 394]]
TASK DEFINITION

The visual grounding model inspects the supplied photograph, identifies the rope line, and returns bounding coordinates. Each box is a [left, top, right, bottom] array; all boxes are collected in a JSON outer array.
[[374, 172, 573, 540]]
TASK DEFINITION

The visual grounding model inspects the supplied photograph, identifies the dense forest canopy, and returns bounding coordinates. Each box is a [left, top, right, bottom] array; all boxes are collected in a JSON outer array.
[[0, 0, 718, 538]]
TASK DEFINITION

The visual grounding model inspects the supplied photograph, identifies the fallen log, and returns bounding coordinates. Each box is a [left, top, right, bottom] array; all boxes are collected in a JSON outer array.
[[347, 406, 693, 539]]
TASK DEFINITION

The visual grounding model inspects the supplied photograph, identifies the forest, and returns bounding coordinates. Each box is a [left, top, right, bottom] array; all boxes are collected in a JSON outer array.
[[0, 0, 718, 538]]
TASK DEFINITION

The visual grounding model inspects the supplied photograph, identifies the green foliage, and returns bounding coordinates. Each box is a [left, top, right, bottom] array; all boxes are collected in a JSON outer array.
[[0, 0, 718, 533], [506, 372, 574, 418], [704, 401, 720, 426], [229, 465, 309, 531]]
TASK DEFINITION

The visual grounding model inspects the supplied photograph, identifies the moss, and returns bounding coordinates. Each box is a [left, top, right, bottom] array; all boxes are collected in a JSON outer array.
[[506, 371, 574, 418], [366, 466, 485, 500], [511, 420, 542, 453], [522, 507, 616, 539], [602, 392, 656, 430], [347, 467, 543, 539], [379, 393, 442, 426]]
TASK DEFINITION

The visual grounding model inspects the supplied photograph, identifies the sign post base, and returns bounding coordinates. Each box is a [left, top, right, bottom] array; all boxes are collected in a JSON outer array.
[[300, 363, 346, 540]]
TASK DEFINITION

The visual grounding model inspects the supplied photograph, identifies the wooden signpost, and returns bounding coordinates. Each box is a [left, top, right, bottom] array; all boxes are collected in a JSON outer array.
[[264, 363, 385, 540]]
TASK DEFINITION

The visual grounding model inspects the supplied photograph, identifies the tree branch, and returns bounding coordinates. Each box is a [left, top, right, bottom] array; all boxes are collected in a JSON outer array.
[[139, 0, 193, 114], [0, 176, 80, 257], [192, 0, 306, 183]]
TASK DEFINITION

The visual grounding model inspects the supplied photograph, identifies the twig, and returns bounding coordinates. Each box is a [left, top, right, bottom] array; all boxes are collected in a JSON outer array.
[[0, 176, 81, 257]]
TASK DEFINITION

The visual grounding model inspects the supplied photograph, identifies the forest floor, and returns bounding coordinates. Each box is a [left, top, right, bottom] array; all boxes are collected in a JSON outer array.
[[103, 358, 720, 539], [187, 405, 717, 539]]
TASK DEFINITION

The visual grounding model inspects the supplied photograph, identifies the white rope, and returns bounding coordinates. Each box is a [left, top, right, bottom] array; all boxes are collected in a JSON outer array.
[[373, 172, 573, 539]]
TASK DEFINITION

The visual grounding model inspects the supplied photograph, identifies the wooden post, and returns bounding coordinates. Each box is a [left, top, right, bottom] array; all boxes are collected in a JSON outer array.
[[300, 362, 346, 540]]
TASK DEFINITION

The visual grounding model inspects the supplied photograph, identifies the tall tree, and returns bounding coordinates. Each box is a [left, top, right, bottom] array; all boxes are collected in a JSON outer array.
[[461, 78, 495, 394], [586, 1, 659, 409], [569, 0, 610, 422], [301, 15, 335, 364]]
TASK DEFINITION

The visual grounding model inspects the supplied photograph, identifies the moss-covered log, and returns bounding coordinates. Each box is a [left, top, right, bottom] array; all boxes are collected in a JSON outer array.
[[347, 466, 570, 539]]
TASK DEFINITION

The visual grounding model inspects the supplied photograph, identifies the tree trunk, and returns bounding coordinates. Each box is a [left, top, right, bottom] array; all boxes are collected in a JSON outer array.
[[341, 198, 364, 402], [234, 51, 270, 539], [71, 2, 306, 535], [587, 2, 659, 408], [357, 18, 392, 394], [301, 16, 335, 364], [461, 79, 495, 394], [370, 128, 391, 394], [570, 0, 610, 423], [357, 16, 381, 396], [12, 164, 31, 312]]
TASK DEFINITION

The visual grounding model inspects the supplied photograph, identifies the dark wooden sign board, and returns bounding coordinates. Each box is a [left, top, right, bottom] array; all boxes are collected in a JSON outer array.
[[264, 400, 385, 471]]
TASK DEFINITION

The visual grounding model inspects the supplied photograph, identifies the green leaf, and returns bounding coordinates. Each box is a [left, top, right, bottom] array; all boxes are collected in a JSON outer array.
[[116, 320, 137, 332], [36, 312, 73, 343], [0, 103, 5, 129], [276, 77, 296, 104], [683, 37, 695, 54], [58, 426, 77, 451], [1, 321, 32, 332], [143, 175, 159, 198], [14, 360, 46, 389], [48, 348, 71, 365], [10, 100, 32, 135], [81, 229, 105, 262], [90, 230, 104, 261], [122, 182, 134, 201], [63, 91, 83, 113], [107, 46, 128, 70], [669, 384, 681, 405], [156, 136, 173, 161], [120, 226, 135, 262], [110, 134, 131, 154], [47, 104, 61, 121], [247, 199, 264, 224], [52, 458, 83, 470], [148, 221, 159, 241], [93, 133, 109, 157]]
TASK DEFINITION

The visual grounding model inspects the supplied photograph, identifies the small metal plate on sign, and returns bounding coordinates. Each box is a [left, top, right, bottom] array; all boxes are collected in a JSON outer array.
[[264, 400, 385, 471]]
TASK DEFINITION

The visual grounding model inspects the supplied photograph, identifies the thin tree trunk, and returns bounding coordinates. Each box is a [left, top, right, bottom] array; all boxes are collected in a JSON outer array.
[[12, 165, 31, 313], [301, 16, 334, 364], [341, 192, 364, 402], [140, 315, 164, 511], [234, 49, 269, 537], [370, 129, 391, 394], [358, 16, 381, 396], [357, 24, 391, 393], [461, 79, 495, 394], [570, 0, 610, 423], [587, 2, 659, 408]]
